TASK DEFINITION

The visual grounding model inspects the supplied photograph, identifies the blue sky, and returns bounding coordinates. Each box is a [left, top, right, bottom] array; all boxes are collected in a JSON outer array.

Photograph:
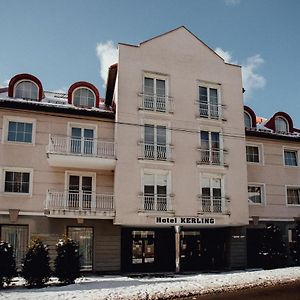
[[0, 0, 299, 126]]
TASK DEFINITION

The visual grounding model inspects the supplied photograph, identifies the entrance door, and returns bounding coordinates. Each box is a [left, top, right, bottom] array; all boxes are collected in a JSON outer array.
[[70, 127, 94, 155], [68, 227, 93, 271], [68, 175, 93, 209], [180, 231, 202, 271], [132, 231, 155, 271]]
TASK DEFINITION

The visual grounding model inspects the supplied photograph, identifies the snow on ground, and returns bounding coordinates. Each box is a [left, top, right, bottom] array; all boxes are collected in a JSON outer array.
[[1, 267, 300, 300]]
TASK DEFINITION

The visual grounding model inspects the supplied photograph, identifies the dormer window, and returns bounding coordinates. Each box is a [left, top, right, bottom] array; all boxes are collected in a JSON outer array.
[[73, 88, 95, 108], [244, 112, 252, 129], [275, 117, 288, 133], [14, 80, 38, 100]]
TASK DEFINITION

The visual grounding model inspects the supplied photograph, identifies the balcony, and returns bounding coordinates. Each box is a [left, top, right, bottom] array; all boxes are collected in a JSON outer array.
[[138, 143, 173, 162], [198, 196, 229, 215], [197, 102, 223, 120], [45, 191, 115, 218], [197, 148, 225, 166], [46, 135, 116, 170], [139, 94, 173, 113], [138, 194, 174, 213]]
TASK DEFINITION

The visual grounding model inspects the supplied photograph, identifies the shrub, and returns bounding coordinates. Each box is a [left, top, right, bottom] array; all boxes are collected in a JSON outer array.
[[0, 241, 16, 288], [54, 236, 81, 284], [258, 224, 287, 269], [290, 222, 300, 266], [22, 238, 51, 287]]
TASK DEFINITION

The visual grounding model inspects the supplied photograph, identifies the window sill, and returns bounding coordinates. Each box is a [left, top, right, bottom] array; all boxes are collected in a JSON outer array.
[[2, 192, 32, 197], [2, 141, 34, 146]]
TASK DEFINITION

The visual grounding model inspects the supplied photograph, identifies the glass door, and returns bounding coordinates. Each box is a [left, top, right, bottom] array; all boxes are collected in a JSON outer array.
[[68, 227, 93, 271], [70, 127, 94, 155], [132, 231, 155, 265]]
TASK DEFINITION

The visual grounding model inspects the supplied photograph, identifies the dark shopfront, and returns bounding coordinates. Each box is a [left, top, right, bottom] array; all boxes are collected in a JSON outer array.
[[121, 227, 229, 273]]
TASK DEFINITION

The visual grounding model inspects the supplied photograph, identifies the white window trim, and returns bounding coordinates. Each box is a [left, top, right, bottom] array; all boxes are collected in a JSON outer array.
[[141, 168, 172, 196], [140, 119, 171, 145], [199, 173, 225, 199], [65, 171, 96, 193], [248, 183, 266, 206], [1, 167, 33, 196], [246, 143, 264, 165], [2, 116, 36, 145], [143, 71, 169, 96], [72, 87, 96, 107], [67, 122, 98, 139], [13, 79, 39, 99], [244, 111, 252, 129], [283, 146, 299, 168], [285, 185, 300, 207]]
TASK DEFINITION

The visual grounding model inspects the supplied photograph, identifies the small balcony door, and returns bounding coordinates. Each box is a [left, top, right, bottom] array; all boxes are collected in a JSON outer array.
[[201, 177, 222, 213], [200, 131, 221, 165], [144, 77, 166, 111], [144, 125, 167, 160], [68, 175, 93, 209], [70, 127, 94, 155]]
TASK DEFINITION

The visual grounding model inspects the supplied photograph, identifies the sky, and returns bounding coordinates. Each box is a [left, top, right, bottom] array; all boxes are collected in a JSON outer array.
[[0, 0, 299, 126]]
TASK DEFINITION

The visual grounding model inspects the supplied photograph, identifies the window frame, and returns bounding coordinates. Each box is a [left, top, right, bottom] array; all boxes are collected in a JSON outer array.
[[283, 147, 299, 167], [275, 116, 289, 133], [13, 79, 39, 101], [72, 87, 96, 108], [286, 185, 300, 206], [199, 173, 225, 200], [1, 167, 33, 196], [244, 111, 252, 129], [65, 171, 96, 194], [248, 183, 265, 206], [143, 72, 169, 98], [2, 116, 36, 145], [246, 143, 264, 165], [141, 119, 171, 146]]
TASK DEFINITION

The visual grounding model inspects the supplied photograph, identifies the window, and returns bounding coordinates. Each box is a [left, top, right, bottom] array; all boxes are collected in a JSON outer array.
[[70, 127, 94, 155], [143, 124, 167, 160], [14, 81, 38, 100], [201, 176, 223, 213], [287, 187, 300, 205], [246, 145, 260, 163], [143, 172, 169, 211], [1, 225, 28, 268], [200, 131, 221, 165], [275, 117, 288, 133], [244, 112, 252, 129], [7, 121, 33, 143], [284, 150, 298, 166], [143, 76, 167, 112], [4, 171, 30, 194], [199, 86, 219, 119], [73, 88, 95, 108], [248, 185, 263, 204]]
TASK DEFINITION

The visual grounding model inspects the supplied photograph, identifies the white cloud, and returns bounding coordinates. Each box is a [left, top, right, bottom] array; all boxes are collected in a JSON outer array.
[[215, 47, 266, 99], [96, 41, 118, 87], [0, 79, 9, 88], [224, 0, 241, 6]]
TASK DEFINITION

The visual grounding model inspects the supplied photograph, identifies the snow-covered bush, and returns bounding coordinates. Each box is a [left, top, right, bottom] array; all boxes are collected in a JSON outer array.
[[54, 236, 81, 284], [21, 238, 51, 287], [0, 241, 16, 288], [290, 221, 300, 265], [258, 224, 287, 269]]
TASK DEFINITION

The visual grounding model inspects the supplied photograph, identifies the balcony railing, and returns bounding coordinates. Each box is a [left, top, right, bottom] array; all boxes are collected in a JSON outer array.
[[198, 148, 224, 166], [198, 196, 229, 214], [139, 94, 173, 113], [197, 102, 222, 119], [139, 194, 174, 212], [139, 143, 173, 161], [46, 191, 115, 214], [47, 135, 115, 158]]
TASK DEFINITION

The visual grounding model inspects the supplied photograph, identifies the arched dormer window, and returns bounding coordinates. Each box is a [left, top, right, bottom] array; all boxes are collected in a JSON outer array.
[[275, 117, 289, 133], [244, 111, 252, 129], [14, 80, 38, 100], [73, 88, 95, 108], [68, 81, 100, 108]]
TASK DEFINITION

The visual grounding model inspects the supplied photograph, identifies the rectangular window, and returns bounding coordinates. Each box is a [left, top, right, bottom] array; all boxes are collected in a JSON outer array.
[[248, 185, 263, 204], [70, 127, 94, 155], [144, 124, 167, 160], [287, 187, 300, 205], [201, 176, 223, 213], [246, 145, 260, 163], [199, 86, 219, 119], [200, 131, 221, 165], [284, 150, 298, 166], [4, 171, 30, 194], [1, 225, 28, 268], [7, 121, 33, 143]]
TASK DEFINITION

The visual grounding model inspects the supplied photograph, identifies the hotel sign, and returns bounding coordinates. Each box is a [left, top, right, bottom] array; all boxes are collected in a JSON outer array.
[[155, 217, 215, 225]]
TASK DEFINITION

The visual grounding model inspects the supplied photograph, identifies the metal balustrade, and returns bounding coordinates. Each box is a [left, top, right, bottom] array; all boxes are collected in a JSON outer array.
[[199, 148, 224, 165], [139, 143, 173, 161], [139, 194, 174, 212], [198, 196, 229, 214], [198, 102, 222, 119], [140, 94, 173, 113], [47, 135, 115, 158], [46, 191, 115, 213]]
